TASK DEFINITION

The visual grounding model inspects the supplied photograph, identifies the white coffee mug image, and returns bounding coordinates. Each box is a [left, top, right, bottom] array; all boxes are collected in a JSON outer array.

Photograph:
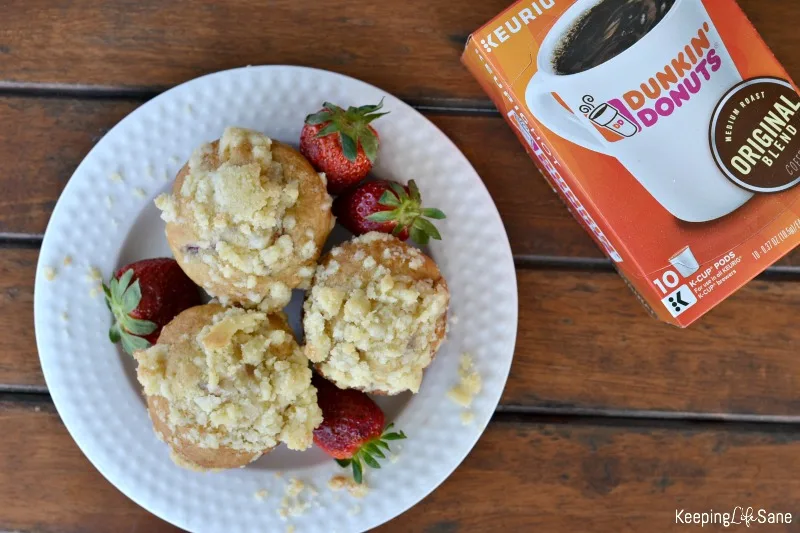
[[525, 0, 754, 222], [669, 246, 700, 277]]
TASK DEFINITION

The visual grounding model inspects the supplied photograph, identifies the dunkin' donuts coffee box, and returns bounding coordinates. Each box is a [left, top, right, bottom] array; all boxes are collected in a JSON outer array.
[[463, 0, 800, 326]]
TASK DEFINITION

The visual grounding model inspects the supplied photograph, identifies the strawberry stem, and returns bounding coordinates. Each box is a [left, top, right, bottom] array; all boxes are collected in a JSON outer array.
[[104, 269, 156, 355], [365, 180, 446, 245], [334, 422, 408, 484]]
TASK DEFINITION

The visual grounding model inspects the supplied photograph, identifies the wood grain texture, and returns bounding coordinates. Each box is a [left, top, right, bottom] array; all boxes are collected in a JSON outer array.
[[7, 246, 800, 417], [0, 0, 498, 100], [2, 402, 800, 533], [505, 270, 800, 416], [0, 96, 599, 257], [0, 249, 38, 388], [0, 0, 797, 103]]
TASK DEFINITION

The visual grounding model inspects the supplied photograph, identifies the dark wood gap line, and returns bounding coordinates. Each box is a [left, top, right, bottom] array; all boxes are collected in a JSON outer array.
[[0, 384, 49, 395], [514, 255, 614, 272], [0, 81, 499, 116], [0, 234, 46, 249], [491, 411, 800, 435], [5, 240, 800, 280], [4, 389, 800, 430], [514, 255, 800, 280], [495, 404, 800, 425]]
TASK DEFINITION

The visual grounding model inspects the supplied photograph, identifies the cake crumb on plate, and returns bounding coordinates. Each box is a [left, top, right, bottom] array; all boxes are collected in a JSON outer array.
[[447, 353, 482, 408], [43, 267, 57, 281]]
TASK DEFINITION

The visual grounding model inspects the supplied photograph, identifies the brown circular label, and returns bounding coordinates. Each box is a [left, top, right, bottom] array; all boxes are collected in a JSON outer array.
[[710, 77, 800, 193]]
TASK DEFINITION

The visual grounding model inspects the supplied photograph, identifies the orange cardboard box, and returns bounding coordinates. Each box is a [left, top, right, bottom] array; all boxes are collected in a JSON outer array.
[[463, 0, 800, 326]]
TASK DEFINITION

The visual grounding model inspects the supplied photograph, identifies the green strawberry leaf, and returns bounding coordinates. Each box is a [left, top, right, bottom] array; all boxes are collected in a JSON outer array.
[[383, 432, 407, 441], [366, 210, 398, 223], [322, 102, 344, 113], [378, 190, 401, 207], [375, 440, 390, 451], [410, 226, 429, 246], [109, 324, 122, 344], [361, 452, 381, 469], [388, 182, 407, 201], [113, 270, 133, 302], [413, 218, 442, 241], [364, 112, 390, 124], [352, 459, 363, 484], [316, 122, 339, 138], [121, 332, 151, 355], [366, 442, 385, 459], [408, 180, 422, 203], [305, 110, 333, 125], [421, 208, 446, 220], [359, 131, 378, 163], [340, 133, 358, 162], [124, 318, 157, 336], [335, 458, 351, 468], [356, 99, 384, 113], [121, 279, 143, 314]]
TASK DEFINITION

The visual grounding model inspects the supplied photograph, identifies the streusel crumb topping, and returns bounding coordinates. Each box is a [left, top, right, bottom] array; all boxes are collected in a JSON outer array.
[[155, 127, 303, 304], [136, 307, 322, 452], [304, 233, 448, 394]]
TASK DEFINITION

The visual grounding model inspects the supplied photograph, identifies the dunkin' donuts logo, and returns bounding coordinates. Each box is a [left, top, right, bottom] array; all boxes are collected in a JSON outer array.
[[585, 23, 721, 138]]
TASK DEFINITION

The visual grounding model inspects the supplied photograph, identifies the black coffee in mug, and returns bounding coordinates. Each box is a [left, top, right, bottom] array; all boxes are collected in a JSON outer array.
[[553, 0, 676, 75]]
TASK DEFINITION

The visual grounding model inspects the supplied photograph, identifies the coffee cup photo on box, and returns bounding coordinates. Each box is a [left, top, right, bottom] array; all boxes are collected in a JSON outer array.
[[524, 0, 755, 223]]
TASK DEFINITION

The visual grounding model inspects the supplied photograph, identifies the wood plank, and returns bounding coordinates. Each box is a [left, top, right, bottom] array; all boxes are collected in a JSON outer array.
[[0, 96, 598, 257], [0, 0, 797, 103], [505, 270, 800, 416], [8, 246, 800, 417], [0, 0, 497, 100], [3, 401, 800, 532], [0, 249, 39, 388]]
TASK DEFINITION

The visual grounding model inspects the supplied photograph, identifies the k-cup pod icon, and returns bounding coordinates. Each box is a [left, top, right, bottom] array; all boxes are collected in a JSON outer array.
[[669, 246, 700, 277], [588, 103, 638, 138]]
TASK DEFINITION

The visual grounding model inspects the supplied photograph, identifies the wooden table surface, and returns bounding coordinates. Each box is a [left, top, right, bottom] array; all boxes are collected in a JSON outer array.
[[4, 1, 800, 531]]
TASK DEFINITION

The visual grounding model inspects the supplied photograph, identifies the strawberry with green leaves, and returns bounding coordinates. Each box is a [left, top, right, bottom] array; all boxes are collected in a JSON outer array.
[[312, 375, 406, 483], [104, 258, 202, 355], [333, 179, 445, 245], [300, 99, 388, 195]]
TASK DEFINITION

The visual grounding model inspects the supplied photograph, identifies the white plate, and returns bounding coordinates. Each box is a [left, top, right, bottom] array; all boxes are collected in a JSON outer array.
[[34, 66, 518, 533]]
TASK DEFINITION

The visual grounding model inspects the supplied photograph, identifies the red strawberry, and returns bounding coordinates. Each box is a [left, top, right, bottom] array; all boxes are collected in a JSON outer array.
[[312, 375, 406, 483], [333, 179, 446, 245], [300, 100, 388, 195], [104, 258, 202, 355]]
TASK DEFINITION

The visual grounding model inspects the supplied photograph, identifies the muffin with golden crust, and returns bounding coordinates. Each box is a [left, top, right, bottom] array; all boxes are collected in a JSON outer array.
[[134, 303, 322, 471], [155, 127, 333, 311], [303, 232, 449, 395]]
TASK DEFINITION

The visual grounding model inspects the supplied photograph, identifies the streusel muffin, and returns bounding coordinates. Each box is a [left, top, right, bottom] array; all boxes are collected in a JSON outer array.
[[156, 127, 333, 311], [303, 232, 449, 395], [134, 303, 323, 471]]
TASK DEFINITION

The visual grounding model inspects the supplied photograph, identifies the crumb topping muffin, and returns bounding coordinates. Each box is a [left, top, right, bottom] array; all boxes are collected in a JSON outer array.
[[156, 127, 333, 311], [303, 232, 449, 394], [135, 303, 322, 470]]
